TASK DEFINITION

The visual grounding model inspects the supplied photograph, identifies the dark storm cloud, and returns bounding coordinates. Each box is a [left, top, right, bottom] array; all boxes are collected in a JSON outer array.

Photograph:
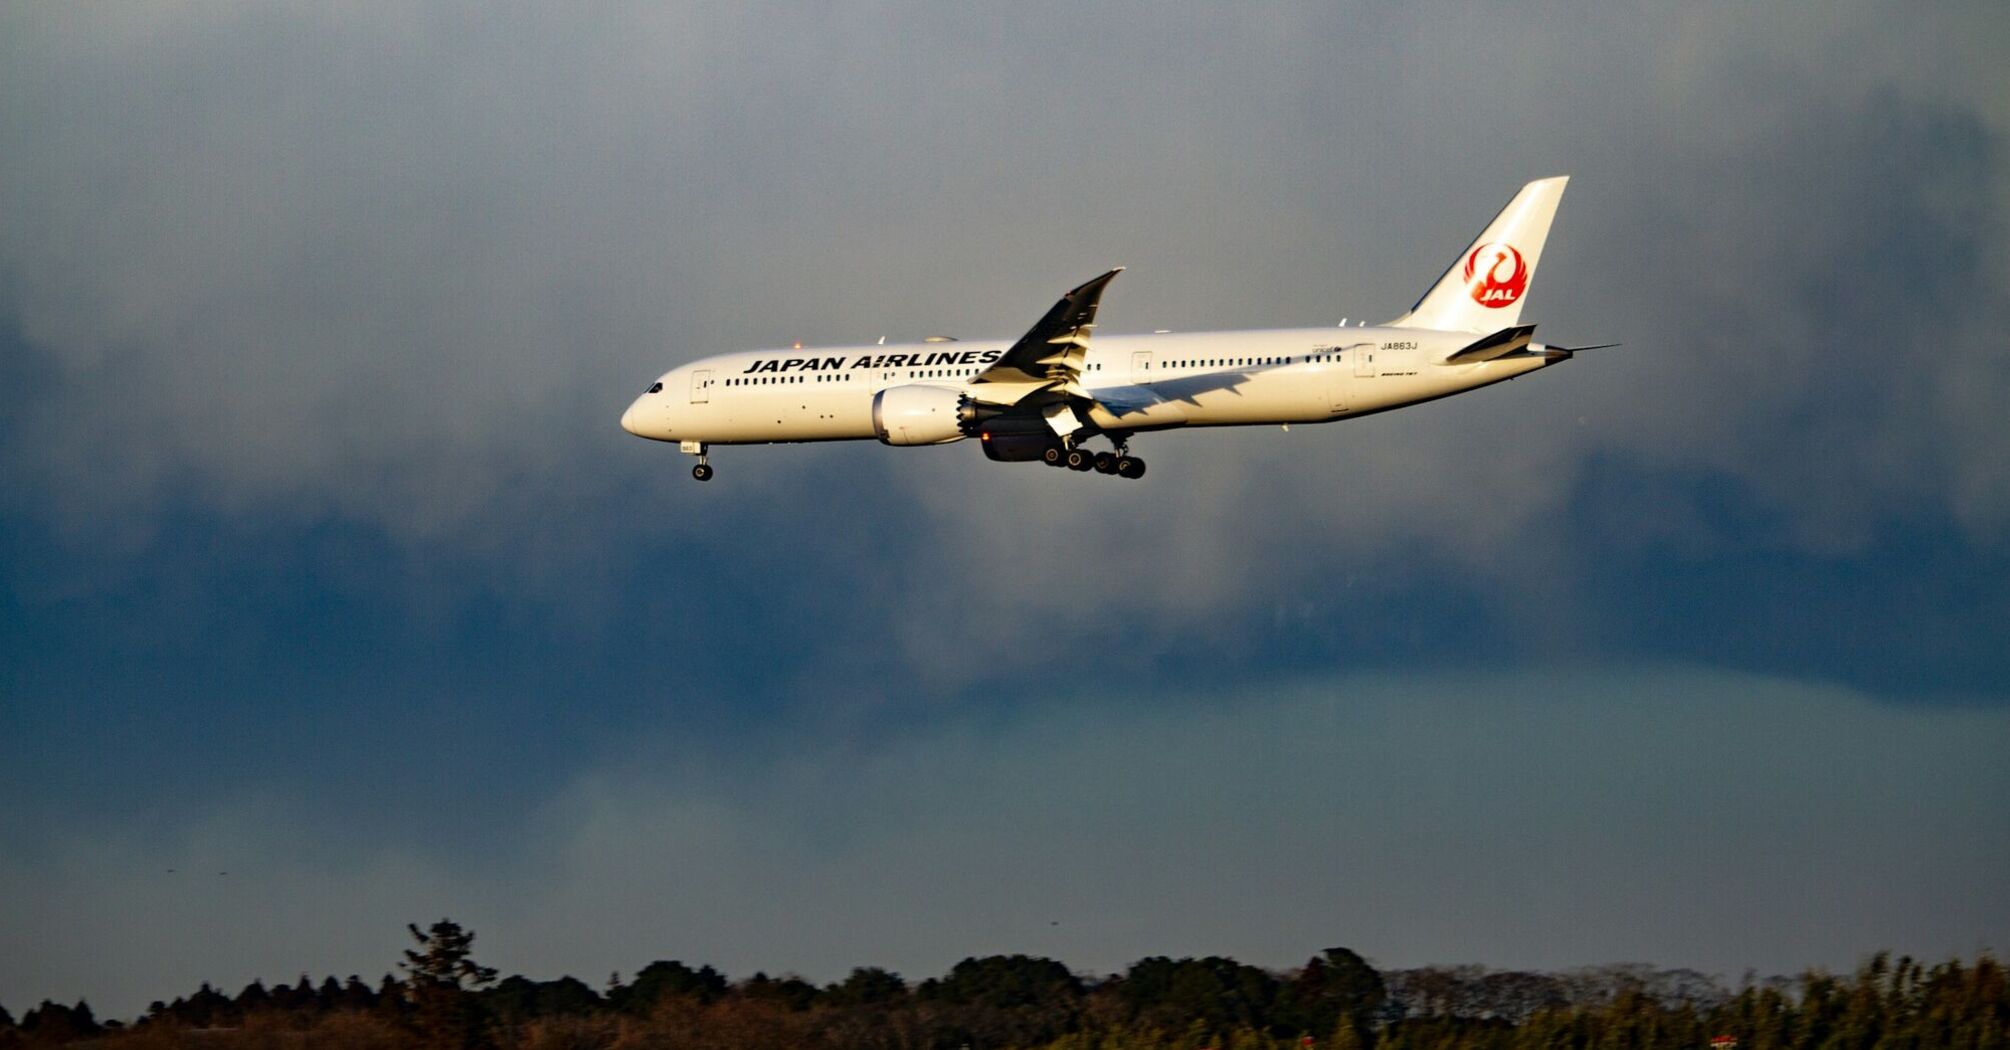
[[3, 3, 2003, 549], [5, 666, 2007, 1019], [3, 4, 2004, 632]]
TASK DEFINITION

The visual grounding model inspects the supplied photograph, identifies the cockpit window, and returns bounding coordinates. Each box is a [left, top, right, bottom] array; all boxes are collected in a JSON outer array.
[[647, 382, 663, 393]]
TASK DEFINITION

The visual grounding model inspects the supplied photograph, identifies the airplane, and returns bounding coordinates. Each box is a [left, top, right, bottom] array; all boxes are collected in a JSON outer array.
[[621, 176, 1605, 481]]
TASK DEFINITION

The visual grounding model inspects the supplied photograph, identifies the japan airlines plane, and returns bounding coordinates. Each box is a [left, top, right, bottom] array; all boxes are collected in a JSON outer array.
[[622, 177, 1604, 481]]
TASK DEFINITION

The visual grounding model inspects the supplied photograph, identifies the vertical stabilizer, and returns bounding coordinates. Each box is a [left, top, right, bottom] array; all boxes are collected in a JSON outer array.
[[1388, 176, 1568, 332]]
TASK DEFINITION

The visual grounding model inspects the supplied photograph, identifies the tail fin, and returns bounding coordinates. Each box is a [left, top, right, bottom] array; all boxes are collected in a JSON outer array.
[[1388, 176, 1568, 332]]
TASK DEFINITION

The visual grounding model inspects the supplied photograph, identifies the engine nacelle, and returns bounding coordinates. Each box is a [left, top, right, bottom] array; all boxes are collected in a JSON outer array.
[[871, 385, 968, 446]]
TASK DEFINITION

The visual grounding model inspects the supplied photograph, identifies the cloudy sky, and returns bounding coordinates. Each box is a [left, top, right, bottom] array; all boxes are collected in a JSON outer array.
[[3, 1, 2008, 1019]]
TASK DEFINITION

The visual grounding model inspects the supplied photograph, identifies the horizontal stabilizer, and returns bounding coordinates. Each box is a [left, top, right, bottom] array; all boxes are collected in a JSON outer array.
[[1444, 324, 1537, 364]]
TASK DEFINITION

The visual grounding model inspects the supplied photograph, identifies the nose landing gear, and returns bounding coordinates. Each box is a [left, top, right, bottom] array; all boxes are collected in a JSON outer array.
[[683, 441, 713, 481]]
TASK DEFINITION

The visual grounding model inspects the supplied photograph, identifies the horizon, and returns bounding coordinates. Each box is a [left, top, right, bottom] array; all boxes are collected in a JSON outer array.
[[13, 934, 1984, 1026]]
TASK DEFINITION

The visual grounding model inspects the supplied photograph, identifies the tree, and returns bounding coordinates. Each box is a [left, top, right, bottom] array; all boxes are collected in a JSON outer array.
[[375, 974, 407, 1021], [1121, 956, 1279, 1032], [19, 1001, 98, 1044], [740, 972, 820, 1012], [317, 976, 344, 1011], [399, 919, 498, 1050], [1276, 948, 1385, 1039], [531, 977, 602, 1017], [178, 983, 235, 1028], [339, 976, 378, 1012], [234, 981, 271, 1014], [482, 975, 603, 1022], [920, 955, 1084, 1047], [609, 960, 729, 1013], [824, 967, 908, 1008]]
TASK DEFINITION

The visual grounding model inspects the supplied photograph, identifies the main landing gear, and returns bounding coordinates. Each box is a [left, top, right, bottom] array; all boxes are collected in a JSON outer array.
[[1045, 439, 1146, 479]]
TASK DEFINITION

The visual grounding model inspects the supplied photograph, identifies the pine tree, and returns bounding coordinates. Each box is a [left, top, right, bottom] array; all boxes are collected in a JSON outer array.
[[20, 1001, 100, 1043], [318, 976, 344, 1011], [340, 976, 377, 1011], [235, 980, 272, 1014], [399, 919, 498, 1050]]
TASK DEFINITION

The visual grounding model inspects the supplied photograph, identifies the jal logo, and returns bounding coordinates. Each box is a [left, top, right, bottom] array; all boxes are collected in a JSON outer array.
[[1465, 242, 1527, 307]]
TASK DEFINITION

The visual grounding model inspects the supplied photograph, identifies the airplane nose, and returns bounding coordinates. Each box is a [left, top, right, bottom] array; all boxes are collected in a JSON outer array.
[[620, 397, 644, 436]]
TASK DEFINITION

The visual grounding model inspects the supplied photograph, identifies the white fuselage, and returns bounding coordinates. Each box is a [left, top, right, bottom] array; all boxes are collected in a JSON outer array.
[[619, 325, 1562, 446]]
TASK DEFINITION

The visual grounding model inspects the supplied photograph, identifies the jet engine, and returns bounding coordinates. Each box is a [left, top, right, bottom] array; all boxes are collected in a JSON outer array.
[[871, 385, 968, 446]]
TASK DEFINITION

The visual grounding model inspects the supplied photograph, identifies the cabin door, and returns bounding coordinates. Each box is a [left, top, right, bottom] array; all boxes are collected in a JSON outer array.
[[690, 369, 712, 403], [1131, 351, 1154, 384]]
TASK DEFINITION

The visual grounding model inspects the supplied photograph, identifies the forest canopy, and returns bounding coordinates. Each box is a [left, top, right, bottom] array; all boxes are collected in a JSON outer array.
[[3, 922, 2003, 1050]]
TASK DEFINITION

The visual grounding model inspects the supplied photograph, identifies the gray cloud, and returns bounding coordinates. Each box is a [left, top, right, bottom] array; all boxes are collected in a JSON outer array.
[[6, 5, 2006, 679], [5, 664, 2005, 1019]]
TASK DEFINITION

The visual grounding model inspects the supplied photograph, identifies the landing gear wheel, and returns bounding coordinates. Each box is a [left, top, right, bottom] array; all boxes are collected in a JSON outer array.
[[691, 463, 714, 482], [1042, 445, 1067, 467], [1093, 452, 1118, 474], [1116, 457, 1145, 479], [1065, 447, 1095, 471]]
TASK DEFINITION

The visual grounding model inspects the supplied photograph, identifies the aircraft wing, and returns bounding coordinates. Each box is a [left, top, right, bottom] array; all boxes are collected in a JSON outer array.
[[968, 268, 1123, 406]]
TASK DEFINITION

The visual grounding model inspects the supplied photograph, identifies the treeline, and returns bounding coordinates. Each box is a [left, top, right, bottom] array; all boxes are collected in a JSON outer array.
[[3, 922, 2004, 1050]]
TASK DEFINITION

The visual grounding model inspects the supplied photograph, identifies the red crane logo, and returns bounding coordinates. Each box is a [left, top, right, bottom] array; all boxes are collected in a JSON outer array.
[[1465, 242, 1528, 307]]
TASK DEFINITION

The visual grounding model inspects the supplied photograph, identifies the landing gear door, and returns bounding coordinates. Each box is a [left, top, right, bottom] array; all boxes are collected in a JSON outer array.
[[690, 369, 712, 404], [1131, 351, 1154, 384]]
